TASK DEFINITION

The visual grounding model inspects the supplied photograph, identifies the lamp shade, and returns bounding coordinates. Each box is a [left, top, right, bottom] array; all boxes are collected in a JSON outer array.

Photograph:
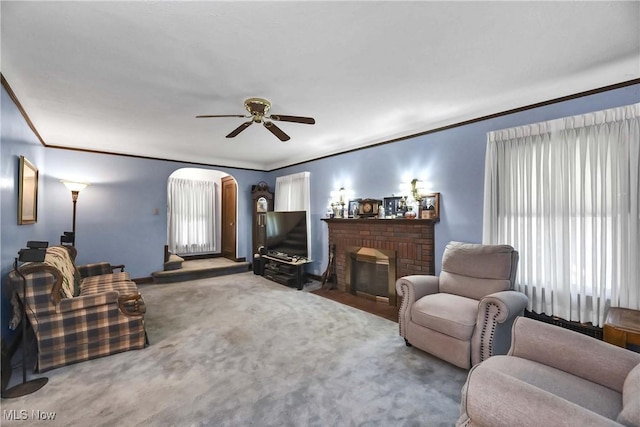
[[61, 180, 89, 192]]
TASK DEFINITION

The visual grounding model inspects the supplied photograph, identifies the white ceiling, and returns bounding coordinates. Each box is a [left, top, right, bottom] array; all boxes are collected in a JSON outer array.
[[2, 1, 639, 171]]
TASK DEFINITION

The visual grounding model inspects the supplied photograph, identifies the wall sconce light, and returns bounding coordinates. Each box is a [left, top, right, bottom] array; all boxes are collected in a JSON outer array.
[[61, 180, 90, 246], [410, 178, 427, 203], [329, 187, 349, 218], [398, 178, 428, 219]]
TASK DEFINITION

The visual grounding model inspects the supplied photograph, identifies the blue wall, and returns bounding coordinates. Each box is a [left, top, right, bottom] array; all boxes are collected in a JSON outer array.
[[2, 83, 639, 341], [0, 87, 268, 340], [1, 93, 49, 339], [267, 84, 640, 277]]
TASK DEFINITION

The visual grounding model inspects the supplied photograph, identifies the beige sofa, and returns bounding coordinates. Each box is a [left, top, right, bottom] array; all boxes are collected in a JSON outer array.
[[457, 316, 640, 427]]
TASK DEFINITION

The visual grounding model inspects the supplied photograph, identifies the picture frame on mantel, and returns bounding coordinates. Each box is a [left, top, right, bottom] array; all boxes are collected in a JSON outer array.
[[347, 200, 360, 218], [421, 193, 440, 220], [384, 196, 402, 218], [18, 155, 38, 225]]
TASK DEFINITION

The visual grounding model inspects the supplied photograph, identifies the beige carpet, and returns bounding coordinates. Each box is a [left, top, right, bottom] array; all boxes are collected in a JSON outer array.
[[2, 272, 467, 426]]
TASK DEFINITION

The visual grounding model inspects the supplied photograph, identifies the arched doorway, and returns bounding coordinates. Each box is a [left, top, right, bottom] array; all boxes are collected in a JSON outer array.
[[167, 168, 237, 260]]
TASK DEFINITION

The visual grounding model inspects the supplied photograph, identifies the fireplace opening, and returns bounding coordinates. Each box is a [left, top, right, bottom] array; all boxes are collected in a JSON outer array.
[[346, 246, 397, 306]]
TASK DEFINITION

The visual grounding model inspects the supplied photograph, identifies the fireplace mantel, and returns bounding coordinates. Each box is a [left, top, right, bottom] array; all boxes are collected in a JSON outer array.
[[321, 218, 437, 224], [321, 218, 435, 299]]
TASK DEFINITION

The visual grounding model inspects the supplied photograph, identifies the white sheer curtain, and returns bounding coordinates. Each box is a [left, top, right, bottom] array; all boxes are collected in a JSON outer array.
[[483, 104, 640, 326], [167, 177, 217, 255], [275, 171, 311, 258]]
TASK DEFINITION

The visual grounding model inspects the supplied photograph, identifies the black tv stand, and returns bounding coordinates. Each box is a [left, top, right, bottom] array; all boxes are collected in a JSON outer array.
[[262, 255, 310, 290]]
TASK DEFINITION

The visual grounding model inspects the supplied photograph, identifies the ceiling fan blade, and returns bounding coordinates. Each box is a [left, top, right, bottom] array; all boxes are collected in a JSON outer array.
[[226, 121, 253, 138], [264, 121, 290, 141], [196, 114, 247, 119], [269, 114, 315, 125]]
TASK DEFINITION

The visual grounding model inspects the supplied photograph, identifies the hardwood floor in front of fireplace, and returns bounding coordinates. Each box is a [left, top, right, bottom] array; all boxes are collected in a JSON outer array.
[[311, 288, 399, 322]]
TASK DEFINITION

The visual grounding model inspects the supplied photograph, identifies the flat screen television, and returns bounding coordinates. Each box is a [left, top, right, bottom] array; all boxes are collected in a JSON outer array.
[[265, 211, 308, 258]]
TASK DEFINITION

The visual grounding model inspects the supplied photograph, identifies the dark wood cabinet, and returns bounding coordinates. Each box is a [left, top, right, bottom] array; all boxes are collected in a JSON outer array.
[[251, 182, 274, 256], [263, 255, 309, 290]]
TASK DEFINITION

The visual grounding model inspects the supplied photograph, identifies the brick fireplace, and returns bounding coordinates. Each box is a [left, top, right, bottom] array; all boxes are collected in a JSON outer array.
[[321, 218, 436, 305], [346, 246, 397, 305]]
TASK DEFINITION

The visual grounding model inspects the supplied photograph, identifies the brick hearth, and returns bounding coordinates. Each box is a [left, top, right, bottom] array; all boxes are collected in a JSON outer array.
[[321, 218, 435, 295]]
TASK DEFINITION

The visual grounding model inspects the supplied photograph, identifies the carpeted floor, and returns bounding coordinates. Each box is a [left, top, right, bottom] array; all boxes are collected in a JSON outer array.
[[2, 272, 467, 426]]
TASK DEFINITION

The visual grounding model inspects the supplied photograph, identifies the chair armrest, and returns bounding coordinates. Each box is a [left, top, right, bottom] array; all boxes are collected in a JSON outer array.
[[77, 262, 116, 278], [480, 290, 528, 323], [58, 291, 119, 313], [459, 363, 622, 427], [395, 275, 439, 338], [14, 264, 65, 307], [118, 293, 146, 317], [472, 291, 528, 365], [111, 264, 125, 272], [395, 275, 440, 303], [510, 317, 640, 393]]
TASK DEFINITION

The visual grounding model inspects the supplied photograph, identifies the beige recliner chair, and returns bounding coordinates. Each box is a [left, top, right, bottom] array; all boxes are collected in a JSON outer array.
[[457, 316, 640, 427], [396, 241, 528, 369]]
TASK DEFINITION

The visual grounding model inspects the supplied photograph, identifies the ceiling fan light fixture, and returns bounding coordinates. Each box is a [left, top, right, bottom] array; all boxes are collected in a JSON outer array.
[[244, 97, 271, 117], [197, 97, 314, 142]]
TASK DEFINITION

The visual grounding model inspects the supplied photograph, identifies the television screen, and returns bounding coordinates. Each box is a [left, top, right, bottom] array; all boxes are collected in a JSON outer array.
[[265, 211, 308, 258]]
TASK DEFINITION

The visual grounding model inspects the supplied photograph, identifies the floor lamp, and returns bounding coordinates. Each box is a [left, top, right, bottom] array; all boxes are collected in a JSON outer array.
[[2, 243, 49, 398], [61, 180, 89, 247]]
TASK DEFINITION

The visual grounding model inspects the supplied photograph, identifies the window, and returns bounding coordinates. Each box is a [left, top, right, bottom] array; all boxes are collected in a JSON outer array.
[[167, 177, 217, 255], [483, 104, 639, 326], [274, 171, 311, 259]]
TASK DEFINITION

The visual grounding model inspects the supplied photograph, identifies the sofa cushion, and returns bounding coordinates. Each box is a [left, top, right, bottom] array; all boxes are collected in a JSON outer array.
[[411, 293, 478, 340], [618, 362, 640, 426], [80, 272, 131, 288], [481, 355, 622, 421], [79, 279, 139, 296]]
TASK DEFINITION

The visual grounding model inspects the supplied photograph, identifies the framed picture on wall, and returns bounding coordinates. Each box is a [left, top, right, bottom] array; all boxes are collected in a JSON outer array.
[[18, 155, 38, 225], [421, 193, 440, 220]]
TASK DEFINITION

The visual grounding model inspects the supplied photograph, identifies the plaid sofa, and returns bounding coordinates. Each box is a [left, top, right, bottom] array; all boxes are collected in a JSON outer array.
[[8, 245, 147, 372]]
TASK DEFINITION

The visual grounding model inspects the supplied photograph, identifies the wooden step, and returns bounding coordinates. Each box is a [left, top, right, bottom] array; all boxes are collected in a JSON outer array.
[[163, 254, 184, 271], [152, 258, 250, 284]]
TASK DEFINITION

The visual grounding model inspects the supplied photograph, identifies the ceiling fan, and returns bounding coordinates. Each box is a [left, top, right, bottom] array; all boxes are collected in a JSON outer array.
[[196, 97, 315, 142]]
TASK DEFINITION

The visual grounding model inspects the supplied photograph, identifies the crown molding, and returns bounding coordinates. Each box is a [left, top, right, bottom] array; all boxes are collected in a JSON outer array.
[[3, 73, 639, 173]]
